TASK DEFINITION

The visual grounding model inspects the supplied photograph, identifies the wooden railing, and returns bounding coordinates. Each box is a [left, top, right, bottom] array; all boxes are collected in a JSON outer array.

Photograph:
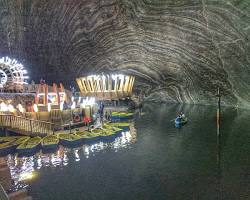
[[0, 114, 60, 136], [0, 184, 8, 200]]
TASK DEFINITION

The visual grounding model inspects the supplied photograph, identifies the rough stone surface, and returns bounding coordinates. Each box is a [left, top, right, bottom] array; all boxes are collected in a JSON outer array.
[[0, 0, 250, 106]]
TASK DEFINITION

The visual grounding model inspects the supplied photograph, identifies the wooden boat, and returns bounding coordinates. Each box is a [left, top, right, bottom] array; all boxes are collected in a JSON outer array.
[[0, 136, 30, 156], [57, 133, 82, 146], [112, 126, 123, 135], [111, 112, 134, 121], [100, 129, 117, 142], [14, 136, 30, 146], [42, 135, 59, 150], [0, 142, 16, 156], [75, 131, 100, 143], [91, 128, 104, 135], [108, 122, 130, 131], [17, 136, 42, 154], [0, 136, 18, 143]]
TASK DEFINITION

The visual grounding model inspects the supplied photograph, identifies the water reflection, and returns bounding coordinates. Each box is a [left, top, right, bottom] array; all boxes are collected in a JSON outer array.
[[6, 130, 135, 192]]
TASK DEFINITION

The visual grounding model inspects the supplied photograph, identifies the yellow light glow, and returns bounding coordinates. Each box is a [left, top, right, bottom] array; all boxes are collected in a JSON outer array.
[[8, 104, 15, 112], [19, 171, 38, 181], [33, 104, 38, 112]]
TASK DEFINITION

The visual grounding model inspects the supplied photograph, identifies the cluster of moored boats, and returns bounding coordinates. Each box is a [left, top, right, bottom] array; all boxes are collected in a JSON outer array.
[[0, 122, 130, 156]]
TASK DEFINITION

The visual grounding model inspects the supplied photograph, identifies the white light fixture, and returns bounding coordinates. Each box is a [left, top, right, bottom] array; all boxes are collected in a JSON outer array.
[[48, 103, 51, 112], [33, 104, 38, 112], [17, 104, 24, 113], [60, 102, 64, 111]]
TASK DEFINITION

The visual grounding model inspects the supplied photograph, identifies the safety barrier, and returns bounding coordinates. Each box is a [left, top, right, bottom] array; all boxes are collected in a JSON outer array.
[[0, 114, 58, 136]]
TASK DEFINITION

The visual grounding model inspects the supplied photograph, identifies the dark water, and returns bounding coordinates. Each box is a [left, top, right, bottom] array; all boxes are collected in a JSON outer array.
[[5, 104, 250, 200]]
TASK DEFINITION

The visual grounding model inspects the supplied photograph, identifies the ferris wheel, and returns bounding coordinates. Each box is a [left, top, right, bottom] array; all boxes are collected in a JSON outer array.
[[0, 57, 28, 90]]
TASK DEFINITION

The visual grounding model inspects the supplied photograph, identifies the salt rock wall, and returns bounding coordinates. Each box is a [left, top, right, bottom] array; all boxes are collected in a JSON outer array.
[[0, 0, 250, 107]]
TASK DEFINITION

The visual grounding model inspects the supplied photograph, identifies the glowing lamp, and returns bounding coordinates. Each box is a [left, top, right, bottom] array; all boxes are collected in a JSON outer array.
[[33, 104, 38, 112], [60, 102, 64, 111], [0, 102, 8, 112], [17, 104, 24, 113], [48, 103, 51, 112]]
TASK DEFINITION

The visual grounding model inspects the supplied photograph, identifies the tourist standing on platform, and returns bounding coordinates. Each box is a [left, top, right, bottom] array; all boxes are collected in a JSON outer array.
[[99, 102, 105, 126]]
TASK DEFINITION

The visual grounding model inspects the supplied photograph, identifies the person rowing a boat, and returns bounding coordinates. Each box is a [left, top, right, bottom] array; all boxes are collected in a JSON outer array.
[[175, 114, 182, 123], [180, 112, 185, 119]]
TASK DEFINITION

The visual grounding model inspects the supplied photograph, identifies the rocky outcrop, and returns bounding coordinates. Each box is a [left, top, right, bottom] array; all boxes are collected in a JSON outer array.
[[0, 0, 250, 107]]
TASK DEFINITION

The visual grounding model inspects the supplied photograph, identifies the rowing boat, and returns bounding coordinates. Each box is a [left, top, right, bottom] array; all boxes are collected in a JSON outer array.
[[75, 131, 100, 143], [100, 129, 117, 142], [17, 136, 42, 154], [0, 136, 30, 156], [175, 117, 188, 127], [0, 136, 18, 143], [111, 112, 134, 121], [108, 122, 130, 131], [58, 133, 82, 146], [42, 135, 59, 150]]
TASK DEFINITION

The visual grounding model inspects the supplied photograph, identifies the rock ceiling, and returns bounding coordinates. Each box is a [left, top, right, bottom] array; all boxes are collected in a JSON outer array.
[[0, 0, 250, 106]]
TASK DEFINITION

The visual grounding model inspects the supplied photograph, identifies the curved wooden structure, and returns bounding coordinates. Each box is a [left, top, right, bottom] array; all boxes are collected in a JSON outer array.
[[76, 74, 135, 100]]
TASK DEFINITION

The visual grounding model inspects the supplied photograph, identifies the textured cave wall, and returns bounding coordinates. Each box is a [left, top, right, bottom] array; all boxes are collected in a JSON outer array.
[[0, 0, 250, 106]]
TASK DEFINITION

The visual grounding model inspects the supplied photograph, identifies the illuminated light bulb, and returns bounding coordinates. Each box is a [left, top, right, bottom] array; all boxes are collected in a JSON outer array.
[[118, 74, 124, 79], [8, 104, 15, 112], [60, 102, 64, 111], [48, 103, 51, 112], [33, 104, 38, 112], [112, 74, 117, 80], [17, 104, 24, 113], [0, 102, 8, 112]]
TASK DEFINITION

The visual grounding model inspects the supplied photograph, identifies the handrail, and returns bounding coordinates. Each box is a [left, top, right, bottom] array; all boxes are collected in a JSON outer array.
[[0, 184, 9, 200], [0, 114, 62, 136], [0, 114, 54, 125]]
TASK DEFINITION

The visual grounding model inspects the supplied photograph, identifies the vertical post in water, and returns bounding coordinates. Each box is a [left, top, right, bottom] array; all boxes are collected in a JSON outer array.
[[29, 119, 33, 135], [216, 87, 222, 199], [217, 87, 221, 136]]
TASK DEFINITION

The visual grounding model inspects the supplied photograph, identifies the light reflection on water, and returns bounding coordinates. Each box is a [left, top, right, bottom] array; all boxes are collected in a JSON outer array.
[[6, 131, 135, 192]]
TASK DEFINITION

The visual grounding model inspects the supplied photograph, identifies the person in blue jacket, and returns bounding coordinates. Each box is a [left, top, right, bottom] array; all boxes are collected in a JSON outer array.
[[99, 102, 105, 125], [176, 115, 182, 124]]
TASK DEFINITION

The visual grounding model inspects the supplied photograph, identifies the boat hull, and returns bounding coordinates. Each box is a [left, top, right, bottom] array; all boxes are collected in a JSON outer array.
[[175, 117, 188, 127], [82, 137, 100, 144], [0, 144, 16, 156], [59, 138, 82, 147], [17, 144, 40, 155], [42, 143, 58, 150]]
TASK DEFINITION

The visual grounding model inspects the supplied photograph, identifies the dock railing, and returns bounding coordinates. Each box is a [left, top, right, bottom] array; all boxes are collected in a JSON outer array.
[[0, 114, 60, 136], [0, 184, 8, 200]]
